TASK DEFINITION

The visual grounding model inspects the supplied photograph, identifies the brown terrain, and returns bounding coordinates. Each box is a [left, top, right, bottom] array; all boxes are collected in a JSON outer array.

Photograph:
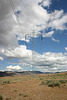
[[0, 71, 67, 100]]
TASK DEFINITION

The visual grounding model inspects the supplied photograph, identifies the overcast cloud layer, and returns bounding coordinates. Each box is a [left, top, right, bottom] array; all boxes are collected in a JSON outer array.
[[0, 0, 67, 72]]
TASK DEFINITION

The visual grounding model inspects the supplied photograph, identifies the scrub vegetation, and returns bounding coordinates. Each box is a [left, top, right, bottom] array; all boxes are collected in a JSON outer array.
[[0, 72, 67, 100]]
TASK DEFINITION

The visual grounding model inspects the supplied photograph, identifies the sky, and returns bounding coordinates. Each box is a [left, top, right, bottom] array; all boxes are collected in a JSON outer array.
[[0, 0, 67, 72]]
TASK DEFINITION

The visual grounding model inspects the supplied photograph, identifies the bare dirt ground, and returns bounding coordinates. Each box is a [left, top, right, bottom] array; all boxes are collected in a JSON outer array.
[[0, 72, 67, 100]]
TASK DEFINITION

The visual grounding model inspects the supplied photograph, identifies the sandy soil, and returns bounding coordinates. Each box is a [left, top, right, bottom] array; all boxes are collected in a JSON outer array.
[[0, 72, 67, 100]]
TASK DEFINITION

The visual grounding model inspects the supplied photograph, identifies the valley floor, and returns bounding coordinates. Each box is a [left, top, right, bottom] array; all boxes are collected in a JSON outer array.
[[0, 72, 67, 100]]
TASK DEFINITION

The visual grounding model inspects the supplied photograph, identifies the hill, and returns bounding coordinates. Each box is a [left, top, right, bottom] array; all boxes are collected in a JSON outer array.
[[0, 71, 44, 77]]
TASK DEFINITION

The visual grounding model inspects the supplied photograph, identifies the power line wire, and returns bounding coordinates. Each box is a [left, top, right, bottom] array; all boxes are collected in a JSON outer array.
[[8, 0, 24, 36], [9, 0, 59, 72]]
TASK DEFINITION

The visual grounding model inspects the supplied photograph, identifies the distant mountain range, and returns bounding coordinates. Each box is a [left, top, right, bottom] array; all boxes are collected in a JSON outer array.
[[0, 71, 44, 77], [0, 71, 67, 77]]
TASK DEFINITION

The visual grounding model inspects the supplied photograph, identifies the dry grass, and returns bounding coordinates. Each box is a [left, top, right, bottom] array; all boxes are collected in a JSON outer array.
[[0, 72, 67, 100]]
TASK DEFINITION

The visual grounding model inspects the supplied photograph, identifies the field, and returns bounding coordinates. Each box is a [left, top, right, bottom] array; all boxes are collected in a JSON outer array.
[[0, 72, 67, 100]]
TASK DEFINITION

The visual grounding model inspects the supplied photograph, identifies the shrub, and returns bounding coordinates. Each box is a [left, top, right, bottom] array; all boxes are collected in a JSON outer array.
[[39, 78, 43, 80], [40, 80, 46, 85], [14, 90, 17, 92], [19, 93, 23, 96], [23, 94, 28, 97], [53, 81, 60, 86], [7, 81, 10, 84], [48, 82, 54, 87], [0, 95, 3, 100], [48, 81, 60, 87], [3, 81, 6, 84], [59, 80, 67, 84], [2, 80, 10, 85], [40, 80, 61, 87], [6, 97, 11, 100], [46, 80, 53, 84]]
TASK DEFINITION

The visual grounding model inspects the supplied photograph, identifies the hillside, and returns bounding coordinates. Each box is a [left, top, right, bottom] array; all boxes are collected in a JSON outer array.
[[0, 71, 44, 77]]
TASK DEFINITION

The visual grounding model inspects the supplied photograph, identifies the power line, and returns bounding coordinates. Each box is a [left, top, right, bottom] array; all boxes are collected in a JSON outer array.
[[39, 0, 59, 54], [8, 0, 23, 36], [8, 0, 59, 72]]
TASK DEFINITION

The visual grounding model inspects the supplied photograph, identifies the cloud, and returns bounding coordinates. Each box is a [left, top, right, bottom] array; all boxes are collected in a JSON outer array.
[[0, 0, 12, 21], [1, 46, 67, 72], [65, 47, 67, 51], [40, 0, 51, 8], [43, 31, 54, 37], [49, 10, 67, 30], [32, 52, 67, 72], [52, 37, 60, 42], [0, 0, 67, 72], [0, 0, 67, 47], [0, 57, 3, 61], [0, 0, 19, 48], [6, 65, 23, 71], [50, 10, 64, 20], [0, 45, 32, 59]]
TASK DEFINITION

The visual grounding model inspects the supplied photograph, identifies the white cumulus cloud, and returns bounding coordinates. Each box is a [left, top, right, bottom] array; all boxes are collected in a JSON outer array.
[[0, 45, 32, 59], [65, 47, 67, 51], [0, 0, 67, 72], [0, 0, 67, 46], [52, 37, 60, 42], [1, 46, 67, 72], [6, 65, 23, 71], [41, 0, 51, 8], [0, 57, 3, 61]]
